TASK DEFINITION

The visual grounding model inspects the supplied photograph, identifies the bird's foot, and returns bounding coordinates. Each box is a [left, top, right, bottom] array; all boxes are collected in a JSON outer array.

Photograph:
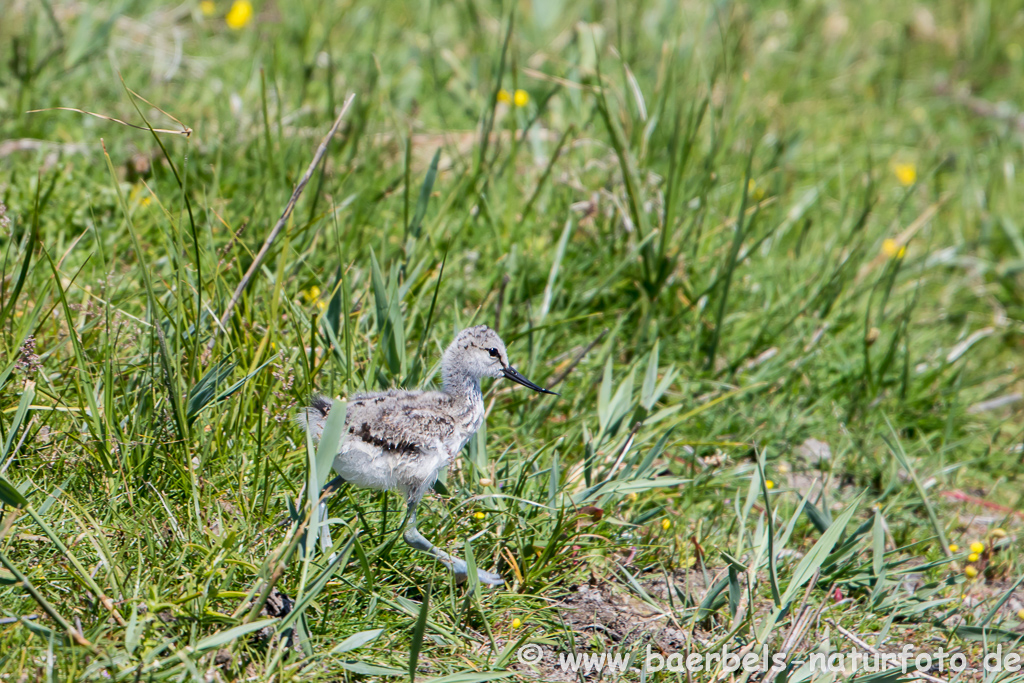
[[403, 524, 503, 586], [471, 567, 505, 586], [445, 558, 504, 586]]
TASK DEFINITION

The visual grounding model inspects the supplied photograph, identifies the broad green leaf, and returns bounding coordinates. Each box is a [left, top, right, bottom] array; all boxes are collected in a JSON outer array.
[[538, 217, 574, 323], [193, 619, 277, 652], [946, 625, 1023, 644], [316, 399, 347, 487], [597, 357, 613, 431], [407, 148, 441, 238], [422, 673, 514, 683], [330, 628, 385, 654], [0, 474, 27, 509], [339, 662, 405, 676], [607, 366, 635, 434], [781, 493, 863, 607], [186, 359, 235, 424], [409, 582, 430, 682], [640, 340, 660, 410], [1, 380, 34, 468], [572, 476, 691, 505]]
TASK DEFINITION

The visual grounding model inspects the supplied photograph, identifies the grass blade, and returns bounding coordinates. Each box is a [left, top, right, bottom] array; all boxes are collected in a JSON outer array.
[[409, 579, 431, 682]]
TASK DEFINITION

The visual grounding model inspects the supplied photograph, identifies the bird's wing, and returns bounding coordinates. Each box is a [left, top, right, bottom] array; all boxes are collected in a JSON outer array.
[[346, 395, 456, 455]]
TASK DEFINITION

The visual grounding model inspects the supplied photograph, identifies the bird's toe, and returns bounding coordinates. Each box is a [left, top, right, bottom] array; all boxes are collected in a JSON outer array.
[[476, 568, 504, 586]]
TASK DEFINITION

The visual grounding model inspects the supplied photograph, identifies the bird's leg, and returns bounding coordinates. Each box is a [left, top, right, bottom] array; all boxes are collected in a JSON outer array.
[[401, 502, 504, 586], [321, 474, 347, 497]]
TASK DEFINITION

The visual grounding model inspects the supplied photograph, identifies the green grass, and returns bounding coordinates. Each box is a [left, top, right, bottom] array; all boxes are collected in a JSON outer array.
[[2, 0, 1024, 680]]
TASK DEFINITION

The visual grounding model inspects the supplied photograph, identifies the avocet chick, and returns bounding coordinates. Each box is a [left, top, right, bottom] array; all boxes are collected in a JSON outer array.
[[299, 324, 555, 585]]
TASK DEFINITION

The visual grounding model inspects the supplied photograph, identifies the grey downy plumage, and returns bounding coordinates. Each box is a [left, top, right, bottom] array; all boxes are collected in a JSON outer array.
[[298, 324, 555, 585]]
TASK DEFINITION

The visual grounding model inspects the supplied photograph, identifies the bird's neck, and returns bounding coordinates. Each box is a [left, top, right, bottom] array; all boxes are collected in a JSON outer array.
[[441, 365, 483, 406]]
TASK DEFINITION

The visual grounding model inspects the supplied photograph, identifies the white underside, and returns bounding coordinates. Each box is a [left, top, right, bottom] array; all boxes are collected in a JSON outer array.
[[330, 401, 484, 502], [333, 439, 451, 501]]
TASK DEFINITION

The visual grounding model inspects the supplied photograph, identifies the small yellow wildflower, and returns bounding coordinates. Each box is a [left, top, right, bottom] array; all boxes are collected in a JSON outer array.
[[661, 519, 672, 531], [513, 89, 530, 107], [893, 162, 917, 187], [968, 553, 979, 563], [765, 479, 775, 490], [140, 196, 151, 207], [747, 178, 766, 201], [626, 492, 638, 503], [497, 89, 512, 104], [1018, 608, 1024, 620], [512, 618, 522, 628], [881, 239, 906, 259], [970, 541, 985, 554], [991, 528, 1007, 538], [303, 285, 321, 303], [474, 511, 486, 520], [965, 565, 978, 578], [225, 0, 253, 29], [948, 544, 959, 553], [200, 0, 216, 16]]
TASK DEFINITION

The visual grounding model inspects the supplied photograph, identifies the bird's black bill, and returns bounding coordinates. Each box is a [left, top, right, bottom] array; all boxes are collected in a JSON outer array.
[[502, 366, 559, 395]]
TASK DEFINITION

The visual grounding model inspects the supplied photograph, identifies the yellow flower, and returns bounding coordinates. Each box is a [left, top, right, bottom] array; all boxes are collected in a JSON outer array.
[[970, 541, 985, 554], [765, 479, 775, 490], [140, 196, 151, 207], [200, 0, 215, 16], [512, 618, 522, 628], [1018, 609, 1024, 620], [513, 89, 530, 107], [968, 553, 979, 562], [747, 178, 766, 201], [881, 239, 906, 259], [497, 89, 512, 104], [948, 544, 959, 553], [225, 0, 253, 29], [661, 519, 672, 531], [893, 162, 917, 187], [991, 528, 1007, 538], [626, 492, 638, 502], [303, 285, 321, 303], [474, 511, 486, 520], [965, 565, 978, 578]]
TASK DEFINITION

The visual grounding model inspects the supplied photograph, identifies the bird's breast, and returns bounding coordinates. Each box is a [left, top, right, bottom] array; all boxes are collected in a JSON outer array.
[[449, 400, 486, 457]]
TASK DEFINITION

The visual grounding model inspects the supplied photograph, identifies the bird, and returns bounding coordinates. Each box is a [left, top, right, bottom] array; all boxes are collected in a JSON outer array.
[[298, 324, 556, 585]]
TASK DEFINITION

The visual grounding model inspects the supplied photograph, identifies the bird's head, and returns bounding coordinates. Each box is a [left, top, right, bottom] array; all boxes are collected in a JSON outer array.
[[443, 324, 557, 394]]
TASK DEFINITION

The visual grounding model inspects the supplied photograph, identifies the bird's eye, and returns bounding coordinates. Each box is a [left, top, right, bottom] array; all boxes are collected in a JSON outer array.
[[488, 348, 500, 358]]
